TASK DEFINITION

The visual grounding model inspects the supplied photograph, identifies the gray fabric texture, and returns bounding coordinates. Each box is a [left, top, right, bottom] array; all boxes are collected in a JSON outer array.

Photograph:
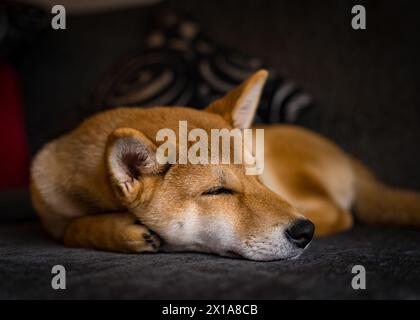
[[1, 222, 420, 299]]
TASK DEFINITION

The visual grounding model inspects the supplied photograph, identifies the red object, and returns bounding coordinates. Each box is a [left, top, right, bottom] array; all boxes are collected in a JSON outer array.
[[0, 61, 29, 189]]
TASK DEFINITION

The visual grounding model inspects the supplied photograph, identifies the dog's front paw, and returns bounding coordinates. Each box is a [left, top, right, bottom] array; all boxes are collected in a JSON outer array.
[[121, 223, 161, 253]]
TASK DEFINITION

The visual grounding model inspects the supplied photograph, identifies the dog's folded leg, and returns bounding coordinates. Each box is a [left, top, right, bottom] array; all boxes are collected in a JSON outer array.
[[300, 198, 353, 236], [63, 213, 160, 253]]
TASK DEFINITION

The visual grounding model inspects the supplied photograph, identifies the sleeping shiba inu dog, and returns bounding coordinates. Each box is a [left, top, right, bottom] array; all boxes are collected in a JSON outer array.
[[30, 70, 420, 261]]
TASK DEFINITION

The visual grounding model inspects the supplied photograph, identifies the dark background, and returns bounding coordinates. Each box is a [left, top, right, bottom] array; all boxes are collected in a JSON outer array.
[[1, 0, 420, 299]]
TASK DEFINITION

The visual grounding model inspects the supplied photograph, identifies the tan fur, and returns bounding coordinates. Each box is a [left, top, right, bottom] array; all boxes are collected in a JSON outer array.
[[352, 159, 420, 226], [63, 213, 160, 253], [30, 70, 420, 260], [260, 125, 420, 234], [259, 125, 355, 236]]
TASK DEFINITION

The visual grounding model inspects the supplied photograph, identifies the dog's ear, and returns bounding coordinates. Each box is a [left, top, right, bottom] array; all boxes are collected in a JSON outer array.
[[106, 128, 166, 205], [206, 69, 268, 129]]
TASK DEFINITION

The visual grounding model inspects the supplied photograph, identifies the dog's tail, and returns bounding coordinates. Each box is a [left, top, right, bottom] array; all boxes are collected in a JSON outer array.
[[352, 159, 420, 227]]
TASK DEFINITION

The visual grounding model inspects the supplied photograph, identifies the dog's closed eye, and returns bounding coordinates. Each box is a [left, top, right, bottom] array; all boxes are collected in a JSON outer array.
[[201, 187, 234, 196]]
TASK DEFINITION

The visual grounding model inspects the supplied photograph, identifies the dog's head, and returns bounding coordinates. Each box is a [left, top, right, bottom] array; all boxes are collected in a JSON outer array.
[[106, 70, 314, 261]]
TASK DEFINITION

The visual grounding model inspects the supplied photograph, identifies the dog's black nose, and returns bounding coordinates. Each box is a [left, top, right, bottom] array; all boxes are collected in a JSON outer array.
[[285, 219, 315, 248]]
